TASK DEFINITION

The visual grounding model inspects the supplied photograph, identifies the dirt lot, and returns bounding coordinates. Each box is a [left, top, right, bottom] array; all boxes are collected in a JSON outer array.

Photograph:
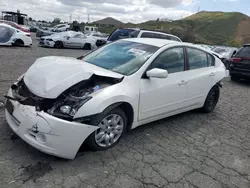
[[0, 34, 250, 188]]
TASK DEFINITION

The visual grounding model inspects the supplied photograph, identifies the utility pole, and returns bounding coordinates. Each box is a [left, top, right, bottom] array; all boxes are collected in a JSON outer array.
[[70, 14, 72, 23], [88, 14, 90, 23]]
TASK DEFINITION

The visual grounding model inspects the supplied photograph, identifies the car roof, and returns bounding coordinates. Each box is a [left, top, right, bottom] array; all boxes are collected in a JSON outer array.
[[122, 38, 218, 55], [0, 23, 14, 29], [123, 38, 179, 47]]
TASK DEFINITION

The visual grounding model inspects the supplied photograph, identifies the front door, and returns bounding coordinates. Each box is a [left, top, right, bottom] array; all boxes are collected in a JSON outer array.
[[139, 47, 189, 121]]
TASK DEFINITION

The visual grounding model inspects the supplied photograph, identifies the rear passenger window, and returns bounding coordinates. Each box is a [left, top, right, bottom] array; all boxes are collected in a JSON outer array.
[[149, 47, 184, 74], [207, 54, 215, 66], [187, 48, 208, 70], [141, 32, 157, 38]]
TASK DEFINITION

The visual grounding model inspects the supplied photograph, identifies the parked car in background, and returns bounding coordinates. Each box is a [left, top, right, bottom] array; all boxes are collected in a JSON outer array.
[[229, 44, 250, 81], [5, 38, 228, 159], [36, 24, 70, 38], [29, 26, 39, 33], [85, 32, 108, 47], [0, 23, 32, 46], [36, 28, 55, 38], [107, 28, 182, 43], [0, 20, 30, 33], [195, 44, 214, 51], [212, 47, 237, 69], [49, 24, 70, 32], [40, 31, 97, 49]]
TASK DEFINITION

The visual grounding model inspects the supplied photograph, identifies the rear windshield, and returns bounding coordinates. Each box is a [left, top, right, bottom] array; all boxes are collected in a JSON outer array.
[[235, 46, 250, 57], [108, 29, 135, 42]]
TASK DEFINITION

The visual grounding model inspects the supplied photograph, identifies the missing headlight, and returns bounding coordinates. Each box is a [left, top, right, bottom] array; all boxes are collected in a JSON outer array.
[[48, 74, 123, 120]]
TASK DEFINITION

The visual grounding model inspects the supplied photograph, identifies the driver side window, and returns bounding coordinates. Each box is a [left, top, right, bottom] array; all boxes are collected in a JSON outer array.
[[149, 47, 185, 74]]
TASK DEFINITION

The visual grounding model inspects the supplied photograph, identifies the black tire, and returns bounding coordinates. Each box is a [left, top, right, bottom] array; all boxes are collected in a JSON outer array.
[[13, 39, 24, 46], [201, 85, 220, 113], [86, 107, 127, 151], [83, 43, 91, 50], [54, 41, 63, 48], [231, 75, 240, 82]]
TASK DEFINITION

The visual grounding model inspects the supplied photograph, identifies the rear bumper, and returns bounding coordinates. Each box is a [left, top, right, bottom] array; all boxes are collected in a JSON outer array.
[[230, 70, 250, 78]]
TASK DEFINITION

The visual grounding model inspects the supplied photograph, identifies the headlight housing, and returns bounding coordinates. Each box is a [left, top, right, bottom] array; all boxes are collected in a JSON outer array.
[[48, 96, 92, 118]]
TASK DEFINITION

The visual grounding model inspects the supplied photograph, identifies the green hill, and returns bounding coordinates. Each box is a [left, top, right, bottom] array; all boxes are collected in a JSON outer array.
[[98, 11, 250, 47], [182, 11, 250, 46]]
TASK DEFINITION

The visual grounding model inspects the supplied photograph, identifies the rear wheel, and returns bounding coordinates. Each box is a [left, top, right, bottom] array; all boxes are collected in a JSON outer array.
[[86, 107, 127, 151], [83, 43, 91, 50], [201, 85, 220, 113], [54, 41, 63, 48], [13, 39, 24, 46]]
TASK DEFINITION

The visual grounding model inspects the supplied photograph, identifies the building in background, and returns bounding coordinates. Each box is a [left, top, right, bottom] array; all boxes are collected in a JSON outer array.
[[1, 10, 27, 25]]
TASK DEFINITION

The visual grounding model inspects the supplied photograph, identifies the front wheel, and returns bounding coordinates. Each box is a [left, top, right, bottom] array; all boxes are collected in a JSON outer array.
[[201, 85, 220, 113], [86, 107, 127, 151], [54, 41, 63, 48]]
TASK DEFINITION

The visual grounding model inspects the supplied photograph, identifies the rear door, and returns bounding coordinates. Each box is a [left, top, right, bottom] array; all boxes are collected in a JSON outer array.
[[185, 47, 215, 106]]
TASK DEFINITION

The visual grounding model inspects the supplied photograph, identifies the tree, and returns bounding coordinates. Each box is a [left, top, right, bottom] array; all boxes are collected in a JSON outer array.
[[28, 17, 32, 21], [52, 18, 61, 24]]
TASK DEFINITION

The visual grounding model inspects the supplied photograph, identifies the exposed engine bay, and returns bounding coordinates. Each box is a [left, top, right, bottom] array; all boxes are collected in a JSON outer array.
[[7, 75, 123, 121]]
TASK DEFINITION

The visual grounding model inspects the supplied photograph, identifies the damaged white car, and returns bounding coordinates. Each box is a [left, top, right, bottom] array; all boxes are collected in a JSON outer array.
[[40, 31, 97, 50], [5, 38, 228, 159]]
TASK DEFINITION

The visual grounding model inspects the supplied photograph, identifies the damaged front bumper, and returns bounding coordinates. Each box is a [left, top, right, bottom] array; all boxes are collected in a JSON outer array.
[[5, 88, 98, 159]]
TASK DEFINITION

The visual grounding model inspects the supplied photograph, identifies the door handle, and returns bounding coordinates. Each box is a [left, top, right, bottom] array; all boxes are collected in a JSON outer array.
[[179, 80, 188, 86], [210, 72, 215, 76]]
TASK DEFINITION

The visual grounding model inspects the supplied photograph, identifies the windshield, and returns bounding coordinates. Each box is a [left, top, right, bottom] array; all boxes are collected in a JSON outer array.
[[83, 40, 159, 75]]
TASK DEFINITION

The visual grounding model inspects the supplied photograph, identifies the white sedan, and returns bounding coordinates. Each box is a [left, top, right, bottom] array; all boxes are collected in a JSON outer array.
[[40, 31, 97, 50], [0, 23, 32, 46], [5, 38, 228, 159]]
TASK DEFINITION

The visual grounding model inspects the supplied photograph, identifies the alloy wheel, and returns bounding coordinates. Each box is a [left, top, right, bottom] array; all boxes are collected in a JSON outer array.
[[95, 114, 124, 148]]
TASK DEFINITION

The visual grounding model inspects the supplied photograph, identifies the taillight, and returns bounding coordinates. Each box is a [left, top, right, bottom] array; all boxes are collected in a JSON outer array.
[[231, 58, 241, 63]]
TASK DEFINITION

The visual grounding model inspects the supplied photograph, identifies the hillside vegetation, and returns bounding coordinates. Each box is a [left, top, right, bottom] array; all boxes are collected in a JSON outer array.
[[96, 11, 250, 47]]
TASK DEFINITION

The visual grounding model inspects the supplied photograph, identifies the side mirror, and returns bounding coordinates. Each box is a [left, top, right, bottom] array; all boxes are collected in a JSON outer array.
[[66, 36, 70, 40], [146, 68, 168, 79]]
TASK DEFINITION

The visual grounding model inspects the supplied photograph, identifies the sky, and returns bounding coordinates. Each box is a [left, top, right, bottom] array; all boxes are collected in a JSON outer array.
[[0, 0, 249, 23]]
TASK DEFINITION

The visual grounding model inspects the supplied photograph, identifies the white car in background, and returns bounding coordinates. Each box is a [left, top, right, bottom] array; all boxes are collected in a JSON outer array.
[[5, 38, 228, 159], [40, 31, 97, 49], [107, 28, 182, 43], [0, 23, 32, 46], [85, 32, 108, 47], [49, 24, 70, 32]]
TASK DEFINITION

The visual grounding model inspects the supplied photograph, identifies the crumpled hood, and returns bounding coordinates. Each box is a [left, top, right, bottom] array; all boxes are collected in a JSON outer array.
[[24, 56, 123, 99]]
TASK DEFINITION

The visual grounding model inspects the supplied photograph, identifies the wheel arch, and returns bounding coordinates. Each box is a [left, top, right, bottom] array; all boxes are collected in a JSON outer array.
[[13, 38, 24, 46], [76, 101, 134, 132]]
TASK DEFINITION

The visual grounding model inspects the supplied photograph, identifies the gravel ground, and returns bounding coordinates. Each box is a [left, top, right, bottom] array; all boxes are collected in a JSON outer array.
[[0, 34, 250, 188]]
